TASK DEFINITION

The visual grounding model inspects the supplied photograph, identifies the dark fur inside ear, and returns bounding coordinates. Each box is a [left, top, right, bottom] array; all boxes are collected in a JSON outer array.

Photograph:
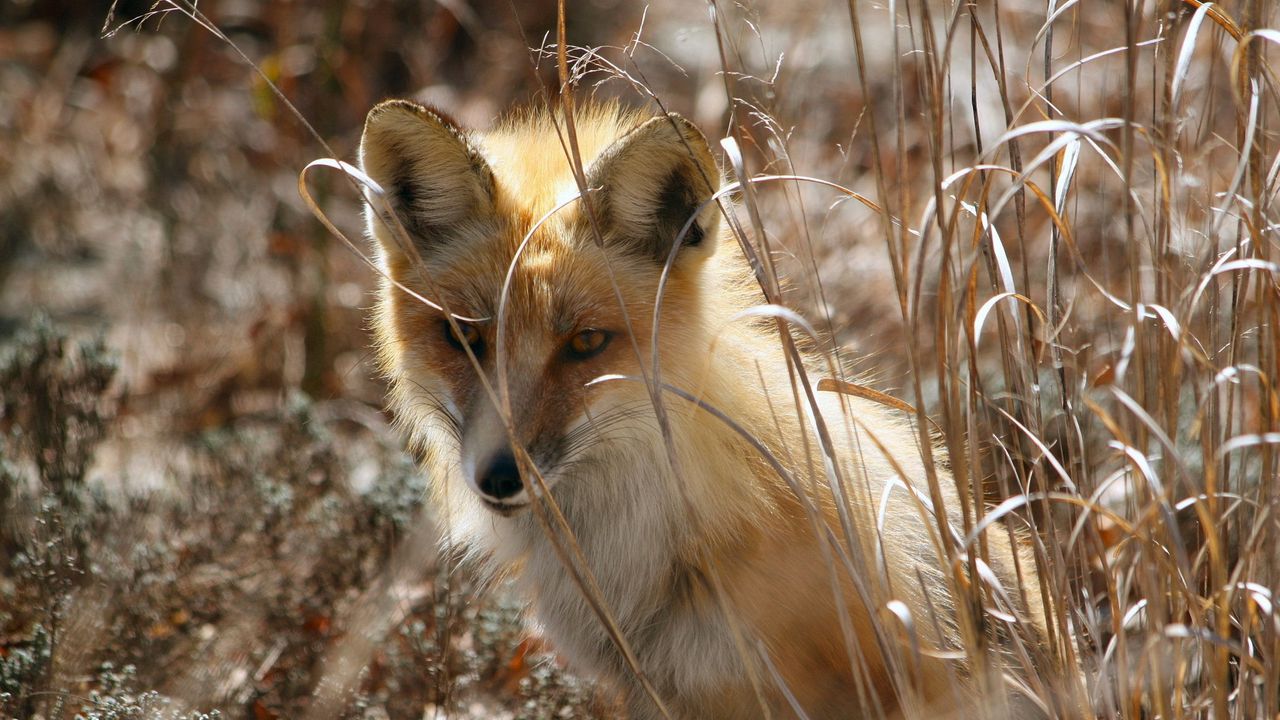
[[359, 100, 495, 253], [654, 168, 707, 253], [586, 114, 721, 265]]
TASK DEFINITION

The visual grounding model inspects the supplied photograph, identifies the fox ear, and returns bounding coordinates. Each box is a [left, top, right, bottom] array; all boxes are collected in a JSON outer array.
[[359, 100, 495, 254], [585, 114, 721, 265]]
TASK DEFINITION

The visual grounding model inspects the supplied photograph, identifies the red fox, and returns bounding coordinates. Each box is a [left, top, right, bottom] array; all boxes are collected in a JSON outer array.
[[358, 99, 1051, 719]]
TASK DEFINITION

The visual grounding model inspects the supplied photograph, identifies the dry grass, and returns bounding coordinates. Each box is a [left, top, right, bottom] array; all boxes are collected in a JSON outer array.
[[1, 0, 1278, 718]]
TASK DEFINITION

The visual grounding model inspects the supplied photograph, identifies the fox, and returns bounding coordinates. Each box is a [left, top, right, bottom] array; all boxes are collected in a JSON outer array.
[[356, 98, 1054, 719]]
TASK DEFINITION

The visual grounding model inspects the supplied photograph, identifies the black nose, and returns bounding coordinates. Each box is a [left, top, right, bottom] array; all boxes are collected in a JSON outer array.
[[477, 451, 523, 500]]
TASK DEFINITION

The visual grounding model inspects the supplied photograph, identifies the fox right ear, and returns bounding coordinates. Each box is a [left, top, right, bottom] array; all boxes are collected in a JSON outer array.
[[585, 113, 722, 266], [359, 100, 495, 255]]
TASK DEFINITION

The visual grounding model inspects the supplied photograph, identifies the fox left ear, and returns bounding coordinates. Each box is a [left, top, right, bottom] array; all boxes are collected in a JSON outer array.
[[584, 114, 722, 265], [359, 100, 496, 259]]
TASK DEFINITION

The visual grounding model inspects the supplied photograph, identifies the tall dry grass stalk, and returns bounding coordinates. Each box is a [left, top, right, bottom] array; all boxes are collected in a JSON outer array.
[[790, 1, 1279, 716], [558, 2, 1276, 716]]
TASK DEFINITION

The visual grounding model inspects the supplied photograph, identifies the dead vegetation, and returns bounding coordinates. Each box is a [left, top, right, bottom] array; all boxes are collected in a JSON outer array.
[[2, 0, 1278, 717]]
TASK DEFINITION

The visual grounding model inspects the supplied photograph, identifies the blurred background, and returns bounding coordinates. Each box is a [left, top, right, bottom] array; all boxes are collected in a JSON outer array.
[[2, 0, 1277, 718]]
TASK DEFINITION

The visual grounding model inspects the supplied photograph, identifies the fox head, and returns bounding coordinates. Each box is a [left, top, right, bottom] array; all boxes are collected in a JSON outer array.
[[359, 100, 728, 520]]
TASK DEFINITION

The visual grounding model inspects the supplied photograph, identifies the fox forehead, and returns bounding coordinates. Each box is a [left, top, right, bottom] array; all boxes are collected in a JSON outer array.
[[478, 105, 650, 214], [426, 227, 655, 338], [389, 109, 643, 317]]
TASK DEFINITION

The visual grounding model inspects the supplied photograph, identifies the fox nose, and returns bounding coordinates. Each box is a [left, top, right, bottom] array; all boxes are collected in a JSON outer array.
[[476, 450, 524, 500]]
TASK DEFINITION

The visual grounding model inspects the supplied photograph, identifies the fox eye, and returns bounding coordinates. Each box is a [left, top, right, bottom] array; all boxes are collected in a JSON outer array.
[[444, 321, 484, 355], [565, 329, 611, 361]]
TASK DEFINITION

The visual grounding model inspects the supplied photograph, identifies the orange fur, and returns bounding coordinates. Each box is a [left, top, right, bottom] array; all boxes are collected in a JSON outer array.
[[358, 99, 1049, 719]]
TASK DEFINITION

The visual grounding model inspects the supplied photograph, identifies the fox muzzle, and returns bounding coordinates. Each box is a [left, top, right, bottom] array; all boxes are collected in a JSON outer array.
[[475, 449, 523, 501]]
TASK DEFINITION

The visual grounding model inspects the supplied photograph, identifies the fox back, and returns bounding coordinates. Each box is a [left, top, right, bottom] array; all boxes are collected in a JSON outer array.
[[358, 100, 1052, 719]]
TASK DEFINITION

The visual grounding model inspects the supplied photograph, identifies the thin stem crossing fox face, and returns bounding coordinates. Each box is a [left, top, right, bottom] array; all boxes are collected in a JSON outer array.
[[360, 101, 723, 517]]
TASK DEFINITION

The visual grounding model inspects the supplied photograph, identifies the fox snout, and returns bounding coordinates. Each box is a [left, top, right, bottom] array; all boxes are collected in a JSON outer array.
[[473, 449, 523, 502], [462, 426, 534, 511], [452, 331, 614, 513], [458, 396, 551, 512]]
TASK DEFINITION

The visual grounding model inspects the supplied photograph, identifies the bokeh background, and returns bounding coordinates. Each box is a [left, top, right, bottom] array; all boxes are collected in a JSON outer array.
[[3, 0, 1278, 718]]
